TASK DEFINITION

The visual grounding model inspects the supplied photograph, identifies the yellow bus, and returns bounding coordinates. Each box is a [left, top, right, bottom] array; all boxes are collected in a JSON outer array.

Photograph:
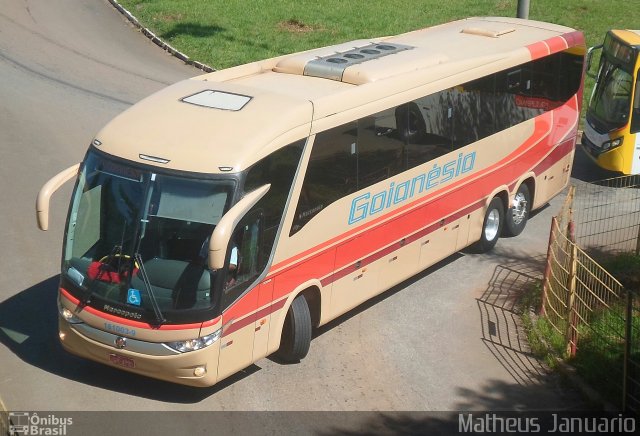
[[37, 17, 585, 387], [583, 29, 640, 174]]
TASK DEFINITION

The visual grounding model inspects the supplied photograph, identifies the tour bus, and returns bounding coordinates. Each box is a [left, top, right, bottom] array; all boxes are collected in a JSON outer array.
[[37, 17, 585, 387], [583, 29, 640, 174]]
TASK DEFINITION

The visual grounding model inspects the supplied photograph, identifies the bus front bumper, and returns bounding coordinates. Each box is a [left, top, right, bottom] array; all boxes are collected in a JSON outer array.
[[580, 141, 624, 173], [58, 316, 219, 387]]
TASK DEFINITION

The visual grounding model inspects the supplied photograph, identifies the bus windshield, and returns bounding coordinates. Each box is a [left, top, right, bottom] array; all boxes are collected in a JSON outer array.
[[62, 150, 236, 324], [588, 58, 634, 130]]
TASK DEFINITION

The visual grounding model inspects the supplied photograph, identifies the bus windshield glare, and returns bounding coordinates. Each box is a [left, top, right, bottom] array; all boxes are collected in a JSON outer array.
[[62, 150, 235, 324], [588, 58, 634, 129]]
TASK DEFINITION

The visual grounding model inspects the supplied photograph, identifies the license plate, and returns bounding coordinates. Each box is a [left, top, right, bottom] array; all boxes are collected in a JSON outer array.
[[109, 353, 135, 369]]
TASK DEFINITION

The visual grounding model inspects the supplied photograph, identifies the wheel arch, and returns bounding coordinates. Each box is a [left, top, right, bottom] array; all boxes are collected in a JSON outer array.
[[510, 173, 536, 210], [485, 185, 510, 211], [268, 279, 324, 354]]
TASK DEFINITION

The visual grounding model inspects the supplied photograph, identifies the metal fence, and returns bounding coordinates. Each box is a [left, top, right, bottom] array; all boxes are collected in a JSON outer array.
[[573, 175, 640, 255], [542, 178, 640, 413]]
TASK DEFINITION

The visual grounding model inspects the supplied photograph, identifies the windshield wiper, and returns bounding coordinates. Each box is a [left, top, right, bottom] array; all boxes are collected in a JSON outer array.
[[134, 253, 165, 325], [79, 280, 95, 306]]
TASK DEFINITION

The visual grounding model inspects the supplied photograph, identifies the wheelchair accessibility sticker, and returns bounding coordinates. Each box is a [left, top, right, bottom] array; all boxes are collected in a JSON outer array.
[[127, 289, 141, 306]]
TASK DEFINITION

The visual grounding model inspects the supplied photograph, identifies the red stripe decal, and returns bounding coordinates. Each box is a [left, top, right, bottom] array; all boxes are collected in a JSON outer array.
[[222, 297, 287, 337], [526, 41, 549, 60], [270, 108, 577, 301], [545, 36, 568, 54], [561, 31, 585, 49], [320, 199, 485, 287], [533, 137, 575, 175], [270, 114, 554, 275]]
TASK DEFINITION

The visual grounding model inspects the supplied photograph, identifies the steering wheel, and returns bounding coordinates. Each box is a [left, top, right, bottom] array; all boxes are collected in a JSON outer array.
[[98, 253, 140, 269], [87, 254, 139, 285]]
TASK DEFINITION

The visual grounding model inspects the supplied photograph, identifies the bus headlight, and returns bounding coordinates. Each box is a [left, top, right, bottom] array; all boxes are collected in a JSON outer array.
[[165, 329, 222, 353], [601, 137, 623, 151], [57, 298, 83, 324]]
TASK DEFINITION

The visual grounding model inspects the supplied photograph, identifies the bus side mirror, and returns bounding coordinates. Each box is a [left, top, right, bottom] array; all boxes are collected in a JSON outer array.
[[208, 184, 270, 270], [36, 163, 80, 231], [585, 44, 603, 79]]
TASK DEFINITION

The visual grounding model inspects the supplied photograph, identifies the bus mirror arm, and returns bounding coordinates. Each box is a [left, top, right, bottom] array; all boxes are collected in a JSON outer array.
[[36, 163, 80, 231], [585, 44, 603, 79], [208, 184, 270, 270]]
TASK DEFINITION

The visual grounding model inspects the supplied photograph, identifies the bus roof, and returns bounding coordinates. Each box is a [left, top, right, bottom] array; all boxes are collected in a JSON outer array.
[[95, 16, 581, 174], [610, 29, 640, 46]]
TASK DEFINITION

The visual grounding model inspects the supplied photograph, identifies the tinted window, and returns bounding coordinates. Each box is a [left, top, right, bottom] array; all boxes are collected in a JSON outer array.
[[452, 76, 496, 148], [291, 124, 357, 235], [290, 49, 583, 233], [495, 50, 584, 131], [357, 108, 405, 188], [632, 74, 640, 133], [401, 91, 453, 166], [243, 140, 304, 268]]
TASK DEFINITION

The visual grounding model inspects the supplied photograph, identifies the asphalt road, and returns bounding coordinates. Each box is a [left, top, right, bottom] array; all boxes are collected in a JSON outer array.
[[0, 0, 596, 424]]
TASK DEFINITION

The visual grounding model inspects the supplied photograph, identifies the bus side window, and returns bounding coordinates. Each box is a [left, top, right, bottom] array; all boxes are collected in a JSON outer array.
[[452, 75, 496, 149], [403, 91, 452, 167], [221, 211, 263, 309], [357, 110, 405, 188], [291, 125, 357, 235], [632, 75, 640, 133]]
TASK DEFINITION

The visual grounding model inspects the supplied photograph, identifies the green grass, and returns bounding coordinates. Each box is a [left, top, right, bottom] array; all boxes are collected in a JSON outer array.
[[119, 0, 637, 70], [568, 303, 631, 408], [602, 253, 640, 290], [521, 256, 640, 409], [520, 281, 568, 368], [117, 0, 639, 127]]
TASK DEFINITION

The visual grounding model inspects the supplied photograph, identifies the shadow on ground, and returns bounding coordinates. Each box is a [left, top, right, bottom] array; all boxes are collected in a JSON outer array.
[[571, 145, 621, 183], [161, 23, 224, 39], [472, 255, 590, 411], [0, 276, 258, 403]]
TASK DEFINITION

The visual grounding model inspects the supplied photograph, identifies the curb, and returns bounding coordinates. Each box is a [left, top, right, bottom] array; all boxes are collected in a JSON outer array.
[[107, 0, 215, 73]]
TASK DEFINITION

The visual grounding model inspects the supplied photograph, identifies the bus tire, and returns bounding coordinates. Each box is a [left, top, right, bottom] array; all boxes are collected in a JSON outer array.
[[473, 197, 504, 253], [503, 183, 530, 237], [396, 103, 426, 143], [276, 294, 312, 363]]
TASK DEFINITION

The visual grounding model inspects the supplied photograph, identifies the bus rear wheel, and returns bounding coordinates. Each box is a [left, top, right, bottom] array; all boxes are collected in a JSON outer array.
[[276, 294, 312, 363], [503, 183, 530, 237], [472, 197, 504, 253]]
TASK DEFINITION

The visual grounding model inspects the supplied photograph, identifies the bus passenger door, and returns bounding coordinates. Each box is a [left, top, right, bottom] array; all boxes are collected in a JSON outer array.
[[218, 290, 258, 381], [217, 214, 263, 381], [252, 278, 274, 362]]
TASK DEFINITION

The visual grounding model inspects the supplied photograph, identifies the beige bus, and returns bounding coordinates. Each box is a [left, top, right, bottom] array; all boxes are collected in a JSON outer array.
[[37, 17, 585, 387]]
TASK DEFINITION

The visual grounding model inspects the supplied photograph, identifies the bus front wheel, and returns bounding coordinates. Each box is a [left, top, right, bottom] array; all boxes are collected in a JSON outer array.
[[503, 183, 530, 237], [473, 197, 504, 253], [276, 294, 312, 363]]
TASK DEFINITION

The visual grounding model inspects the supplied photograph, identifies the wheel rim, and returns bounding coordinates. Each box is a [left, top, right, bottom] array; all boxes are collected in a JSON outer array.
[[511, 192, 528, 225], [484, 209, 500, 241]]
